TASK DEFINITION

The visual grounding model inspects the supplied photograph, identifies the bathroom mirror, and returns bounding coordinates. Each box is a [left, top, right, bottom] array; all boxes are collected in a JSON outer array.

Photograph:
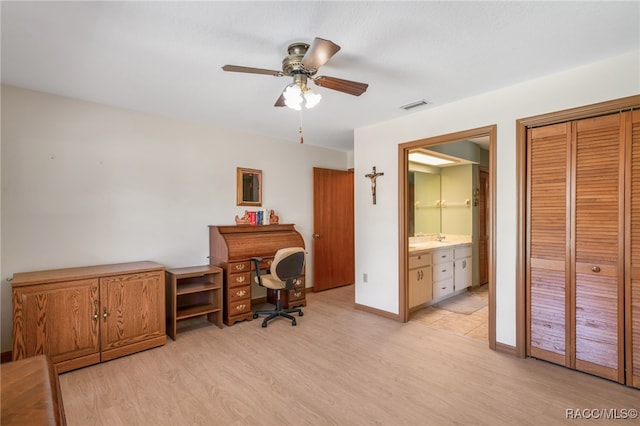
[[236, 167, 262, 206], [410, 170, 441, 236]]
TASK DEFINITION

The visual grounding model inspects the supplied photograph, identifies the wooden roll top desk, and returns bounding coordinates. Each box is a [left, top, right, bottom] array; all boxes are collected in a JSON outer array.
[[209, 224, 306, 326]]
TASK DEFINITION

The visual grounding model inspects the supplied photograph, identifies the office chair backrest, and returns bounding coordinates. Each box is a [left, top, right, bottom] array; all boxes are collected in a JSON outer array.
[[271, 247, 305, 283]]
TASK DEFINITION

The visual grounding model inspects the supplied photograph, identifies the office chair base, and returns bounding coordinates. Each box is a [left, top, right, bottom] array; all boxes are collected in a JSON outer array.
[[253, 307, 303, 327]]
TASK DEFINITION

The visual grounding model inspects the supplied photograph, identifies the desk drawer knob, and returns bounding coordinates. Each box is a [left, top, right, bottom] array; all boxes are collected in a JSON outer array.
[[235, 276, 245, 283], [236, 290, 247, 297], [235, 264, 245, 271], [236, 304, 246, 311]]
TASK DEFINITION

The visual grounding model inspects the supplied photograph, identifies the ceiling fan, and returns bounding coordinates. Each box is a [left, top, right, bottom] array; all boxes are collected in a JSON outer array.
[[222, 37, 369, 110]]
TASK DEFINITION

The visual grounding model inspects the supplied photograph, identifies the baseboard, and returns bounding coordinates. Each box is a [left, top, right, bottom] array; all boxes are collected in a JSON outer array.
[[354, 303, 401, 321], [1, 351, 12, 364], [494, 342, 518, 357]]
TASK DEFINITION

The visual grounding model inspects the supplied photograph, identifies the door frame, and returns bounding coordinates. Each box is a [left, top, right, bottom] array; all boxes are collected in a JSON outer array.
[[398, 124, 497, 350], [515, 94, 640, 358]]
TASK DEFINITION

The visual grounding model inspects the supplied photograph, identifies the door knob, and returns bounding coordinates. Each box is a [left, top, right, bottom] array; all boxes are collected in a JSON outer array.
[[313, 233, 320, 238], [591, 266, 601, 273]]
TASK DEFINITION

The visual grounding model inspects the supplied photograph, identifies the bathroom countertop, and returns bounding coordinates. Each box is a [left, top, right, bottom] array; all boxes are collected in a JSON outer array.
[[408, 240, 471, 253]]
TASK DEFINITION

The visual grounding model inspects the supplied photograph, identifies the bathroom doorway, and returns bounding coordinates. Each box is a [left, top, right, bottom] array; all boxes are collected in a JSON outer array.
[[398, 125, 496, 349]]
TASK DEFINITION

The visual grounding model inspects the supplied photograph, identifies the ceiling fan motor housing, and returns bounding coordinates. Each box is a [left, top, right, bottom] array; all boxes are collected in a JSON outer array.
[[282, 42, 316, 77]]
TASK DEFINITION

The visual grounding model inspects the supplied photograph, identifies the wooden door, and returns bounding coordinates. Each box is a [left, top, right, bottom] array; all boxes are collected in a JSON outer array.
[[526, 122, 571, 366], [312, 168, 354, 291], [572, 114, 625, 382], [627, 110, 640, 388], [12, 279, 100, 364], [100, 271, 165, 361], [478, 168, 489, 285]]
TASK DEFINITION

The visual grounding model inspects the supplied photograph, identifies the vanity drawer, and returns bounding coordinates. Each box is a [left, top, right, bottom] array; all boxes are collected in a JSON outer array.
[[433, 278, 454, 299], [433, 264, 454, 281], [228, 285, 250, 302], [454, 245, 472, 259], [228, 272, 251, 287], [433, 249, 454, 264], [409, 252, 432, 269]]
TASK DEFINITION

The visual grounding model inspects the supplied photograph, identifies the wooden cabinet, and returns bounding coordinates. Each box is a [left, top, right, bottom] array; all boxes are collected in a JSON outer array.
[[12, 261, 166, 373], [628, 110, 640, 388], [408, 251, 432, 309], [527, 112, 634, 385], [165, 265, 223, 340], [209, 224, 305, 326]]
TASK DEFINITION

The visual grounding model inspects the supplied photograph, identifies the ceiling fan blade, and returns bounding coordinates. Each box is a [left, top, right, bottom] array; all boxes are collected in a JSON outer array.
[[222, 65, 282, 77], [301, 38, 341, 71], [274, 93, 286, 107], [313, 76, 369, 96]]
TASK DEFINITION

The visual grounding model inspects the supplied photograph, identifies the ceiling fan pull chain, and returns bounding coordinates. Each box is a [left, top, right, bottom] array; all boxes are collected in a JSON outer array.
[[298, 109, 304, 144]]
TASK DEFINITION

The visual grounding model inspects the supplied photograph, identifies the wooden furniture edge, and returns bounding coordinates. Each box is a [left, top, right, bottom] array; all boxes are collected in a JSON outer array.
[[495, 341, 518, 357], [11, 261, 165, 287]]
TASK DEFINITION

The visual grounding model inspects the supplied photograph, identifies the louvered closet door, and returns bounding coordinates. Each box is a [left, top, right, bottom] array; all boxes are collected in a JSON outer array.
[[527, 123, 571, 366], [628, 110, 640, 388], [573, 114, 625, 382]]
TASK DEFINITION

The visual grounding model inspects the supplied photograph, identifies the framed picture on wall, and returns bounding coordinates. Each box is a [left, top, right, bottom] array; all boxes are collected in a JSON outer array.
[[236, 167, 262, 206]]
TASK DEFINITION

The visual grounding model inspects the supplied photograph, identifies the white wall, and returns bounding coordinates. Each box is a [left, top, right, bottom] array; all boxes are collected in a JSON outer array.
[[0, 85, 349, 352], [354, 50, 640, 347]]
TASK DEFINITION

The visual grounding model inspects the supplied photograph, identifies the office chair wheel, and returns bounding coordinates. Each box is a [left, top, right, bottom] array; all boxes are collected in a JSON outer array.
[[253, 313, 259, 319], [299, 311, 304, 316], [291, 319, 297, 326], [261, 321, 268, 328]]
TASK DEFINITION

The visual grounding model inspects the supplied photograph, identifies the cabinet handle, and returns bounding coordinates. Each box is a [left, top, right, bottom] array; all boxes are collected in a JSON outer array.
[[294, 291, 302, 297], [441, 286, 446, 290], [236, 304, 246, 311], [236, 290, 246, 297], [235, 264, 245, 271], [591, 266, 601, 273], [441, 269, 447, 273], [93, 300, 99, 322], [103, 308, 109, 322], [93, 311, 99, 321], [235, 276, 245, 283]]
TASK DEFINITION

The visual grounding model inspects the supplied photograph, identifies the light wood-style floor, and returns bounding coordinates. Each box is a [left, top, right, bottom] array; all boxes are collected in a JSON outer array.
[[59, 285, 638, 425], [410, 285, 488, 340]]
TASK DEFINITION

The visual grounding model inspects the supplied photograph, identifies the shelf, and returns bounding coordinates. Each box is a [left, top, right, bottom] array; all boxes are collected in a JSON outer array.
[[176, 281, 221, 296], [176, 304, 221, 321]]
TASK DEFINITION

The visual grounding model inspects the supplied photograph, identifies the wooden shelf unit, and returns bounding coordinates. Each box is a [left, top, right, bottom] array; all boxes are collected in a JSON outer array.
[[166, 265, 223, 339]]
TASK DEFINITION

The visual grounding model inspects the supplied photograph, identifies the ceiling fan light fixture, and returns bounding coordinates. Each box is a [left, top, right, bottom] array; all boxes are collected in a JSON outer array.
[[304, 89, 322, 109], [283, 84, 303, 110]]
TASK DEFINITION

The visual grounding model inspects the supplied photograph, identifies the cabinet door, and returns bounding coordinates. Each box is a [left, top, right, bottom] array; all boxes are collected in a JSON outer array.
[[628, 110, 640, 388], [527, 122, 571, 366], [408, 266, 432, 308], [13, 279, 99, 364], [454, 257, 472, 291], [100, 271, 165, 360], [573, 114, 625, 382]]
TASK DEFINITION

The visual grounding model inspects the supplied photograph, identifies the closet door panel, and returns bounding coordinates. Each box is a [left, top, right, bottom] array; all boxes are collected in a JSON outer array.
[[628, 110, 640, 388], [527, 123, 570, 365], [573, 114, 624, 382]]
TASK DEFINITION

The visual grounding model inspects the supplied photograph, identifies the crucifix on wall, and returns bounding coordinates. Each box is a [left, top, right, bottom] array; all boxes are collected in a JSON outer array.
[[365, 166, 384, 205]]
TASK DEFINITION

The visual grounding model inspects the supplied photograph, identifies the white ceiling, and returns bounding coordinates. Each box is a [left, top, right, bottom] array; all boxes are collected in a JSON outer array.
[[2, 1, 638, 152]]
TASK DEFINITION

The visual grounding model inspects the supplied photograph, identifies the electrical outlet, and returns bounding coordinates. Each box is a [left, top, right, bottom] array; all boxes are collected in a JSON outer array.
[[363, 273, 368, 283]]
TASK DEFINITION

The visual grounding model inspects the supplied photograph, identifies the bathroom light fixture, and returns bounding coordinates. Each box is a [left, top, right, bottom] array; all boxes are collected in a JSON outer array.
[[409, 152, 455, 166]]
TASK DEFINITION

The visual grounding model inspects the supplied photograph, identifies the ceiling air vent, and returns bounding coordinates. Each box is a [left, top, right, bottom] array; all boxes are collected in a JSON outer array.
[[399, 99, 430, 111]]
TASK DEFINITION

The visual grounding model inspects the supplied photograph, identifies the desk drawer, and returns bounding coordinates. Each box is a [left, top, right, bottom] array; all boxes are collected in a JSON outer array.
[[229, 261, 251, 273], [228, 285, 250, 302], [288, 287, 305, 302], [228, 272, 250, 287], [229, 299, 251, 316]]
